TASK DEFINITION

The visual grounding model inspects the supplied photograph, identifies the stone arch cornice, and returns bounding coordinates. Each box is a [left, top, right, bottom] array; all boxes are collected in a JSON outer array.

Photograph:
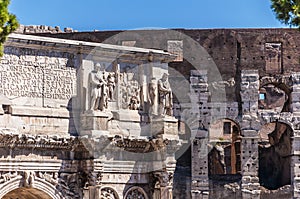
[[254, 30, 296, 48], [258, 111, 294, 131], [100, 186, 120, 199], [0, 175, 64, 199], [259, 75, 292, 92], [124, 186, 149, 199], [209, 117, 242, 130]]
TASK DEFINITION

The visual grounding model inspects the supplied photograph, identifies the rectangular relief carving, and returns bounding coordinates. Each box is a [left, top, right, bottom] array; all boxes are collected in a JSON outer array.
[[265, 42, 282, 74]]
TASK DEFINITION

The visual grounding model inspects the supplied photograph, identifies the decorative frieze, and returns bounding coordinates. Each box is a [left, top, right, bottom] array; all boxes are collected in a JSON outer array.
[[0, 132, 81, 149]]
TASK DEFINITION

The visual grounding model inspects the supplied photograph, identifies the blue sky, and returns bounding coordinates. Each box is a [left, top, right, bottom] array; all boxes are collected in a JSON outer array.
[[9, 0, 288, 31]]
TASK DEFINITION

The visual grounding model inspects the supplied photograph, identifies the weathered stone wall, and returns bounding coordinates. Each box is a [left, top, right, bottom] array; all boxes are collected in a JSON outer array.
[[0, 33, 181, 199], [35, 28, 300, 103], [0, 44, 79, 136], [6, 28, 300, 198], [1, 46, 77, 107], [34, 29, 300, 72]]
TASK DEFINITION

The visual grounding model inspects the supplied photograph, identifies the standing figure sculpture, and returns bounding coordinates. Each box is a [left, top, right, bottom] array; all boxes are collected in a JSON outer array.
[[158, 73, 173, 116], [89, 63, 107, 111], [148, 78, 157, 115], [107, 73, 115, 101]]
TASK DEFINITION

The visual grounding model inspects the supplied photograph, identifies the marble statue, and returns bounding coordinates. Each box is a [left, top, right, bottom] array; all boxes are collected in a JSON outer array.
[[89, 63, 107, 111], [158, 73, 173, 116], [107, 73, 116, 101]]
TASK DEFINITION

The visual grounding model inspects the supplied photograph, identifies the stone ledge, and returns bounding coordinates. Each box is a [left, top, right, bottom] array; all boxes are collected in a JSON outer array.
[[111, 110, 140, 121], [242, 130, 258, 137], [11, 106, 70, 118], [152, 115, 178, 123], [80, 130, 110, 137]]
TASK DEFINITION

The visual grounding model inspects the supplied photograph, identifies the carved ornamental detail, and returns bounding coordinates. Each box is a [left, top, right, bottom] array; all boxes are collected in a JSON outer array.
[[86, 62, 176, 118], [0, 132, 82, 149], [111, 136, 170, 153], [0, 171, 20, 184], [153, 171, 173, 187], [100, 187, 119, 199], [0, 171, 58, 187], [125, 187, 147, 199], [36, 171, 59, 185]]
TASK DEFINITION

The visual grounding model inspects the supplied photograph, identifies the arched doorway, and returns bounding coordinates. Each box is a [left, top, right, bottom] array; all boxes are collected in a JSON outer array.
[[0, 175, 63, 199], [258, 121, 293, 190], [2, 187, 52, 199], [208, 118, 242, 176], [258, 78, 291, 112]]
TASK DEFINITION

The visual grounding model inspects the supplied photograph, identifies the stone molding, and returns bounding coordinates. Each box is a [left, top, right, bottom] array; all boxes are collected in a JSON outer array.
[[0, 170, 63, 199], [111, 136, 171, 153], [0, 131, 81, 150], [124, 186, 149, 199]]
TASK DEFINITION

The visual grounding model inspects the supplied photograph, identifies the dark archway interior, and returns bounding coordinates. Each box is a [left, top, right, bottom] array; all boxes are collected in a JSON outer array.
[[258, 122, 293, 190], [259, 83, 291, 112], [2, 187, 52, 199], [208, 119, 242, 177]]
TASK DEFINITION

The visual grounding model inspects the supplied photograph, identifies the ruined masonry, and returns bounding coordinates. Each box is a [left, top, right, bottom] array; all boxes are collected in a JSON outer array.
[[0, 27, 300, 199]]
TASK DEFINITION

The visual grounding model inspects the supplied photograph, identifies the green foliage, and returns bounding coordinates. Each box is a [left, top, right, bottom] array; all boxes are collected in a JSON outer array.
[[0, 0, 18, 56], [270, 0, 300, 28]]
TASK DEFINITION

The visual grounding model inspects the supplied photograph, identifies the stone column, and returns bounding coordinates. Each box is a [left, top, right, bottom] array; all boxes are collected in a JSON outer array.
[[291, 72, 300, 114], [153, 170, 173, 199], [291, 73, 300, 197], [151, 137, 180, 199], [191, 132, 209, 199], [240, 70, 260, 198], [240, 130, 260, 198], [291, 133, 300, 198], [189, 70, 210, 199], [86, 159, 103, 199]]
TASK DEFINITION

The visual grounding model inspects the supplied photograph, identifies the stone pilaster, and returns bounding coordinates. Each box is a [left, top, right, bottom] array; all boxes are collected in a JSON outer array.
[[292, 134, 300, 198], [240, 130, 260, 198], [189, 70, 210, 128], [153, 170, 174, 199], [191, 135, 209, 199], [291, 73, 300, 114], [240, 70, 260, 198], [152, 146, 178, 199], [286, 71, 300, 198], [240, 70, 259, 122], [189, 70, 210, 198]]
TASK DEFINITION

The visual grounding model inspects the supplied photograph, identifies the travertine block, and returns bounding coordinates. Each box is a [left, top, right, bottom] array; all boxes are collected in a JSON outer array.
[[151, 116, 178, 139], [81, 111, 111, 132]]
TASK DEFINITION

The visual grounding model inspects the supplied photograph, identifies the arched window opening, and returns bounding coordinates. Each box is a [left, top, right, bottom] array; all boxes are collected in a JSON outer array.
[[258, 121, 293, 190], [208, 119, 242, 177], [258, 83, 290, 112]]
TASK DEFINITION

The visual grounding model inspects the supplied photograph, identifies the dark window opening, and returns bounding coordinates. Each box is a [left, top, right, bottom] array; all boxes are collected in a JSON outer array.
[[223, 122, 231, 134], [258, 122, 292, 190], [2, 105, 11, 114]]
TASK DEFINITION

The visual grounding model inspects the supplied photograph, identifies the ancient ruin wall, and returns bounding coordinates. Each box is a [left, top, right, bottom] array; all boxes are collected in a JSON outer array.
[[33, 28, 300, 103]]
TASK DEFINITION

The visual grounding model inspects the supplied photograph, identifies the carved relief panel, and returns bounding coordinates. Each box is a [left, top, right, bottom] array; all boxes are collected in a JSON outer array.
[[265, 42, 282, 74], [0, 46, 77, 107]]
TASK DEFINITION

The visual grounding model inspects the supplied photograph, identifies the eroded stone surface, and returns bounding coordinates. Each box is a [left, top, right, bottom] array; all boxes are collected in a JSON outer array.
[[1, 28, 300, 198]]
